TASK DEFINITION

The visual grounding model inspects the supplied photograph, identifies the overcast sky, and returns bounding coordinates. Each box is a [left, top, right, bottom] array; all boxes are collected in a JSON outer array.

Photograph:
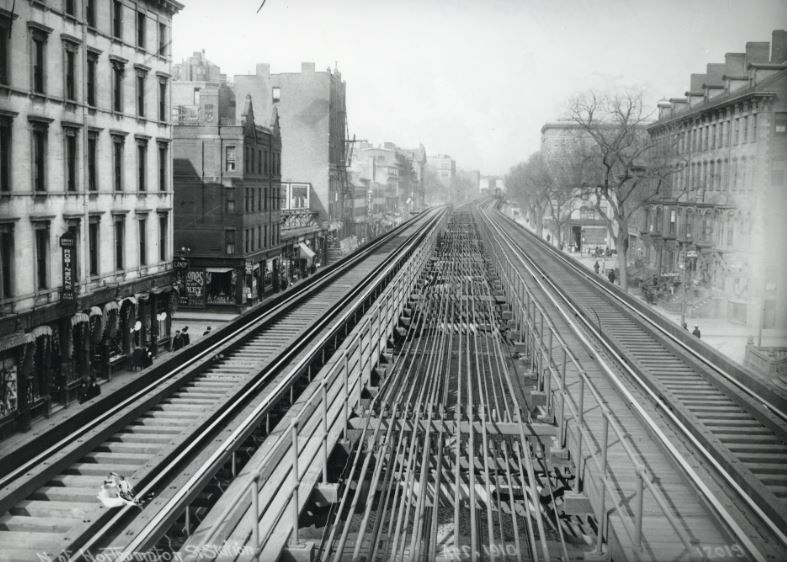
[[172, 0, 786, 176]]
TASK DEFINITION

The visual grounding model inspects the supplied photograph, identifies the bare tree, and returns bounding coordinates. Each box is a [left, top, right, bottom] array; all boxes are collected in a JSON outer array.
[[505, 152, 553, 238], [566, 89, 686, 290]]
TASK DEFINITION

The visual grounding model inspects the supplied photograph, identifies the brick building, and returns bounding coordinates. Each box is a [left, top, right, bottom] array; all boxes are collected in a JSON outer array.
[[0, 0, 183, 433], [234, 63, 348, 232], [644, 30, 787, 328], [172, 74, 282, 310]]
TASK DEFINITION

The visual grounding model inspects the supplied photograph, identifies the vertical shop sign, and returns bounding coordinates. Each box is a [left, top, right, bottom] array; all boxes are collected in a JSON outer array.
[[61, 232, 76, 300]]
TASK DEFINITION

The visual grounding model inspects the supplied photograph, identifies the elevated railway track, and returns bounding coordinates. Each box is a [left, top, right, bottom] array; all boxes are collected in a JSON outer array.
[[2, 202, 786, 561], [0, 208, 445, 562], [479, 203, 787, 560]]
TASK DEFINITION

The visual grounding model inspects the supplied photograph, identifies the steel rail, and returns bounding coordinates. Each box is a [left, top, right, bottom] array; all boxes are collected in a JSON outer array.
[[0, 213, 428, 495], [482, 207, 777, 560], [482, 213, 710, 556], [99, 210, 445, 562], [498, 210, 787, 425]]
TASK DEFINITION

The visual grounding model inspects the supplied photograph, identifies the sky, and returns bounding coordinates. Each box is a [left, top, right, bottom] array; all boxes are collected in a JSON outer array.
[[172, 0, 786, 176]]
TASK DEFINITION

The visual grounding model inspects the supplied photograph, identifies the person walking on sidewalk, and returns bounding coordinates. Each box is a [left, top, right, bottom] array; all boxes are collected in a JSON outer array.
[[692, 325, 701, 339], [182, 326, 190, 346], [172, 330, 183, 351], [203, 326, 212, 337], [594, 261, 600, 274], [607, 269, 616, 284]]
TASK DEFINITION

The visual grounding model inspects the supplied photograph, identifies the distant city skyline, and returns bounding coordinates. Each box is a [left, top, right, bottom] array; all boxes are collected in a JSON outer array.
[[173, 0, 786, 175]]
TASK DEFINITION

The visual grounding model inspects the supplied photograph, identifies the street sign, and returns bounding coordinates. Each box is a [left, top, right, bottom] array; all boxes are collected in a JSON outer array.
[[173, 257, 189, 271]]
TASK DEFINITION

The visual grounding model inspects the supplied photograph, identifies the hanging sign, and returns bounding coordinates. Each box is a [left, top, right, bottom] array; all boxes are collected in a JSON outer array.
[[60, 232, 76, 301]]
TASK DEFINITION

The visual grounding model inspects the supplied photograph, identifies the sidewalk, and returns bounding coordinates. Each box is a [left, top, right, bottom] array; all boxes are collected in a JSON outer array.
[[565, 248, 787, 367], [0, 309, 240, 450], [170, 309, 239, 344], [502, 207, 787, 369]]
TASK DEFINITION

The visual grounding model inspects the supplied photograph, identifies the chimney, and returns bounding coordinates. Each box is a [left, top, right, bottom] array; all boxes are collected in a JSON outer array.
[[724, 53, 746, 76], [301, 62, 315, 73], [745, 41, 770, 64], [771, 30, 787, 63], [657, 100, 672, 120], [689, 73, 706, 93], [256, 63, 270, 78], [705, 63, 725, 86]]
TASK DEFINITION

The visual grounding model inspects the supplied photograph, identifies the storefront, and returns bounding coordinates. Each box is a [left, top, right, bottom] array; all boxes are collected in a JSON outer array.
[[0, 333, 33, 434]]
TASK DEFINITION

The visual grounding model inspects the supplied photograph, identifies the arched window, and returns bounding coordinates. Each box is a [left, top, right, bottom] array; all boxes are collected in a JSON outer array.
[[685, 209, 694, 240]]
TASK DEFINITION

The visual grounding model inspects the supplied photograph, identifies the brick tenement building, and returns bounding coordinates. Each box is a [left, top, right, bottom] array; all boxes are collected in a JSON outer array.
[[0, 0, 183, 434], [234, 63, 348, 233], [645, 29, 787, 329], [172, 77, 282, 310]]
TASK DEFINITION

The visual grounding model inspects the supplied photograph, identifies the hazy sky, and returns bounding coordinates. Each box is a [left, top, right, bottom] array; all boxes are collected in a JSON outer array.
[[172, 0, 786, 176]]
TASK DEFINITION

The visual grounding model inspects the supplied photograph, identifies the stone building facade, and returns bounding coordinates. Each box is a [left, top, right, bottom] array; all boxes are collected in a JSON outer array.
[[0, 0, 183, 434], [172, 77, 282, 310], [644, 30, 787, 328]]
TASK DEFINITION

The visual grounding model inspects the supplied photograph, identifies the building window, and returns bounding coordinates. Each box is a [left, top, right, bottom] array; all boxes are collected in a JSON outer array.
[[137, 140, 147, 191], [0, 224, 13, 298], [193, 87, 200, 105], [86, 51, 97, 106], [112, 0, 123, 40], [158, 213, 167, 262], [138, 217, 147, 266], [0, 117, 11, 192], [112, 135, 124, 191], [272, 87, 280, 103], [226, 199, 235, 212], [32, 124, 47, 192], [114, 217, 124, 271], [158, 142, 167, 191], [87, 131, 97, 191], [742, 116, 748, 143], [136, 11, 145, 49], [34, 223, 49, 290], [64, 127, 78, 192], [112, 60, 125, 112], [158, 78, 167, 121], [86, 0, 96, 27], [65, 0, 76, 17], [31, 30, 47, 94], [225, 146, 236, 171], [158, 23, 167, 56], [225, 229, 235, 255], [0, 16, 11, 86], [775, 112, 787, 135], [136, 70, 146, 117], [88, 219, 99, 277], [63, 45, 77, 101]]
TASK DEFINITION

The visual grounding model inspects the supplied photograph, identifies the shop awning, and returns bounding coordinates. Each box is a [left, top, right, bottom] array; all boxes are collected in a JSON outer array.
[[103, 300, 119, 313], [206, 267, 234, 274], [89, 306, 103, 318], [0, 332, 34, 352], [299, 243, 316, 262], [71, 312, 90, 326], [135, 292, 150, 302], [122, 296, 138, 307], [31, 325, 53, 339]]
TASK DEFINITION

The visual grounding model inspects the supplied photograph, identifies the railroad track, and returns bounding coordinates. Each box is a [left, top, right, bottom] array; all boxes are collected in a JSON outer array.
[[480, 204, 787, 555], [0, 209, 444, 562], [319, 210, 577, 562]]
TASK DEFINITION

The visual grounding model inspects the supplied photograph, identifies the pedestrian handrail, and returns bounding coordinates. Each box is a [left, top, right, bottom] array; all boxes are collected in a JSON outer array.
[[479, 212, 699, 558]]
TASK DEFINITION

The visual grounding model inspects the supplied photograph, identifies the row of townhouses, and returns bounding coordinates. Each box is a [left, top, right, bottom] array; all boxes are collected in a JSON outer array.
[[539, 30, 786, 330]]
